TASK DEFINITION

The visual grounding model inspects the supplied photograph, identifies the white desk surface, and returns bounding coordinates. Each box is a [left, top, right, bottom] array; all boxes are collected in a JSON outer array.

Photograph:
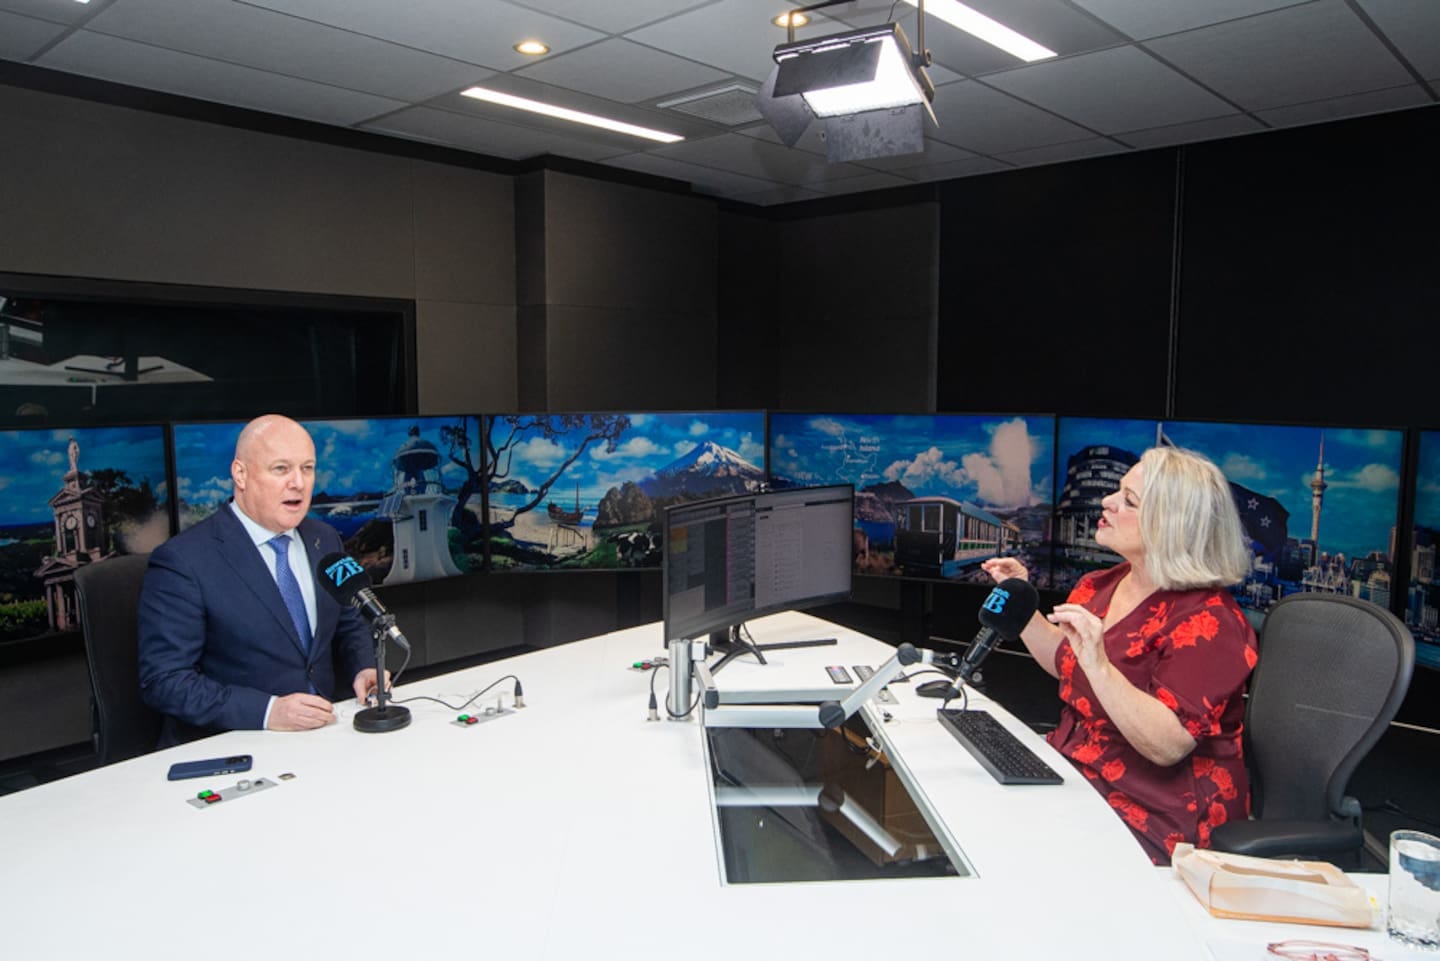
[[0, 612, 1412, 960]]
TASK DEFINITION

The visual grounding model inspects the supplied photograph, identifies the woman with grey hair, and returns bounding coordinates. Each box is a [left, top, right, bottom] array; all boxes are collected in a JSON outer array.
[[982, 446, 1256, 865]]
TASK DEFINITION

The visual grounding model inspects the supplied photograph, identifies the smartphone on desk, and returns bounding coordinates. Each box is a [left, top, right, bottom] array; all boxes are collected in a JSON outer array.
[[167, 755, 253, 781]]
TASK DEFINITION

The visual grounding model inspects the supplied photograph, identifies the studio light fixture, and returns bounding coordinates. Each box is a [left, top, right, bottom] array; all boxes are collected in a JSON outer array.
[[460, 86, 684, 143], [756, 11, 935, 164], [513, 40, 550, 56]]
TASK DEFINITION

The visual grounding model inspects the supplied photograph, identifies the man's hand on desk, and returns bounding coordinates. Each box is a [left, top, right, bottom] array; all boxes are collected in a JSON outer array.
[[268, 693, 338, 731], [352, 668, 393, 705]]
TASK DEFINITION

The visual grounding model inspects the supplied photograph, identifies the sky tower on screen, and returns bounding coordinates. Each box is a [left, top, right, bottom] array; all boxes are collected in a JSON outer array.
[[1310, 434, 1328, 548]]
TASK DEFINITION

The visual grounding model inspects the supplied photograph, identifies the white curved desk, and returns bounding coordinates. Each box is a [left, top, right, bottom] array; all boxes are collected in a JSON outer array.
[[0, 612, 1400, 960]]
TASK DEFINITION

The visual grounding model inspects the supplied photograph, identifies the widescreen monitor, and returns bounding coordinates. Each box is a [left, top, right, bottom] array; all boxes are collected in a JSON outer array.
[[0, 423, 170, 644], [482, 411, 766, 572], [663, 484, 853, 643], [1403, 430, 1440, 670], [172, 414, 482, 585], [767, 412, 1056, 588], [1054, 417, 1404, 622]]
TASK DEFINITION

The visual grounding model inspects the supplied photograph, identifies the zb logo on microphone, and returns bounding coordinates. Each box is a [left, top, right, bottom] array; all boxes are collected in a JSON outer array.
[[324, 556, 364, 587], [982, 586, 1011, 615]]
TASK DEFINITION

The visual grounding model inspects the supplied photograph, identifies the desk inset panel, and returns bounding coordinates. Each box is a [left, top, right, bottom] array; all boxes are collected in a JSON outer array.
[[707, 715, 970, 885]]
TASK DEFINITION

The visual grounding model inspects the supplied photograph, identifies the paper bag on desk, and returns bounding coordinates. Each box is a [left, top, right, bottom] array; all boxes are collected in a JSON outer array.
[[1171, 843, 1373, 928]]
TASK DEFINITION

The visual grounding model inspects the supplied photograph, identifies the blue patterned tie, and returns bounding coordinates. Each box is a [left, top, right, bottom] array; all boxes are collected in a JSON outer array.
[[267, 534, 313, 653]]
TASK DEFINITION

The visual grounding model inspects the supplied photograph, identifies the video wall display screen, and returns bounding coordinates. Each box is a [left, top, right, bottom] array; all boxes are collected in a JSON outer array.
[[1404, 430, 1440, 670], [0, 424, 170, 643], [1054, 418, 1404, 621], [768, 413, 1056, 587], [482, 411, 766, 571], [173, 415, 480, 585]]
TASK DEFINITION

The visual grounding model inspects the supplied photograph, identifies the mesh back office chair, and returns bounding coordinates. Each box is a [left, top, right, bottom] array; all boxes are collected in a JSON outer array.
[[1210, 593, 1413, 862], [74, 554, 160, 765]]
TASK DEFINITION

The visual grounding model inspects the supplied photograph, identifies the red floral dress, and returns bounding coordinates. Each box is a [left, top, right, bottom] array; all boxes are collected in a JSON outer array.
[[1047, 563, 1257, 865]]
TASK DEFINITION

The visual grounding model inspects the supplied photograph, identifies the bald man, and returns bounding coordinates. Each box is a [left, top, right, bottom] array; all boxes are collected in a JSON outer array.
[[139, 415, 383, 746]]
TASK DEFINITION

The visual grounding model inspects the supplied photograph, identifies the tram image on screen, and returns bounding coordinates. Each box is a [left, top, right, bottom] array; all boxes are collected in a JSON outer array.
[[768, 413, 1055, 587], [1054, 417, 1403, 620], [663, 485, 853, 643]]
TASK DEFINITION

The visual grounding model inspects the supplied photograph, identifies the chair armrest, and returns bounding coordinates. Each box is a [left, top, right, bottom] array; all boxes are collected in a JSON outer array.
[[1209, 819, 1363, 859]]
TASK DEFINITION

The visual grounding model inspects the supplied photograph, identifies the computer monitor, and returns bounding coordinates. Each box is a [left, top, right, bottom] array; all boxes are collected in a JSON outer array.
[[663, 484, 853, 642]]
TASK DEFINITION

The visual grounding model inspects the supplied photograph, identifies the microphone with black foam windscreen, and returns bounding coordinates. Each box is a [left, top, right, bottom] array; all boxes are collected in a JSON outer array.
[[316, 552, 411, 733], [917, 577, 1040, 699]]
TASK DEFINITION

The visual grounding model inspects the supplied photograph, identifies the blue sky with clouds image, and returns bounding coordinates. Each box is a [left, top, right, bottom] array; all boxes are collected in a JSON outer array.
[[1058, 417, 1402, 559], [495, 412, 765, 500], [768, 413, 1054, 510], [174, 416, 472, 509], [0, 425, 169, 526], [1415, 431, 1440, 531]]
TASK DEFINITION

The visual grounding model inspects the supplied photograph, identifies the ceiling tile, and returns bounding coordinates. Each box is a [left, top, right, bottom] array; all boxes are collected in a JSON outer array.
[[847, 137, 981, 172], [625, 0, 850, 83], [1256, 83, 1434, 128], [362, 105, 631, 161], [1145, 0, 1414, 111], [516, 38, 729, 103], [240, 0, 605, 69], [928, 80, 1094, 153], [0, 0, 98, 25], [728, 184, 827, 206], [38, 30, 409, 126], [892, 156, 1011, 181], [650, 131, 871, 185], [85, 0, 490, 101], [1356, 0, 1440, 81], [994, 136, 1130, 167], [986, 45, 1239, 133], [1069, 0, 1312, 41], [1113, 113, 1265, 149], [508, 0, 714, 35], [802, 170, 914, 196], [602, 151, 784, 198], [0, 10, 66, 60]]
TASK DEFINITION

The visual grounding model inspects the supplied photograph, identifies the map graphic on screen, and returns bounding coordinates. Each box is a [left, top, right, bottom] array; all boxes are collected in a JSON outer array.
[[768, 413, 1056, 587], [480, 411, 766, 571], [1054, 418, 1403, 619], [0, 424, 170, 642], [173, 416, 480, 584]]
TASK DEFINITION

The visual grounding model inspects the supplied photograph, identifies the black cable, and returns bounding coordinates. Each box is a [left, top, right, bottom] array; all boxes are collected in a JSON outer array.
[[391, 674, 521, 712], [1364, 799, 1440, 829], [649, 662, 701, 719]]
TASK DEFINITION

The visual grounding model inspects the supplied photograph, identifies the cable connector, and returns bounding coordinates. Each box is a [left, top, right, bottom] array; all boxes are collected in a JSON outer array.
[[647, 692, 660, 722], [513, 678, 525, 709]]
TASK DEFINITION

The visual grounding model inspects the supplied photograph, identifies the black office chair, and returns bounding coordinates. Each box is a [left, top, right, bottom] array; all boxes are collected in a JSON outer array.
[[1210, 592, 1413, 864], [74, 553, 161, 765]]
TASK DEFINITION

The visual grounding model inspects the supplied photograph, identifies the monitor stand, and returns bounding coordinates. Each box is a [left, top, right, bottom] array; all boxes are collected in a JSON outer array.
[[709, 623, 838, 676]]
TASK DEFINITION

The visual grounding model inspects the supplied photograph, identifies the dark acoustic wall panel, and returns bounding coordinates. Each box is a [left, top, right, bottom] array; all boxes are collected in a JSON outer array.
[[1175, 106, 1440, 425], [937, 150, 1177, 416], [717, 210, 782, 410], [773, 202, 940, 412]]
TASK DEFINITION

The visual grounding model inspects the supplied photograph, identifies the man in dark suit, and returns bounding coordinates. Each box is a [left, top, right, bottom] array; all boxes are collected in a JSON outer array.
[[139, 414, 384, 745]]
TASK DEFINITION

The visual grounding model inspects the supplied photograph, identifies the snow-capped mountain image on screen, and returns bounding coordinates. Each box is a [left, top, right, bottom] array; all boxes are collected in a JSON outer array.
[[481, 411, 766, 571]]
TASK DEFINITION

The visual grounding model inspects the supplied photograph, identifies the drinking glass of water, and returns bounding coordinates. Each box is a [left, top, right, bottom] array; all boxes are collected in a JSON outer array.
[[1388, 829, 1440, 949]]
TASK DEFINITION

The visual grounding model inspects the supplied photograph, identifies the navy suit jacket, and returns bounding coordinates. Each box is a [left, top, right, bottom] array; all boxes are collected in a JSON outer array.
[[138, 505, 372, 746]]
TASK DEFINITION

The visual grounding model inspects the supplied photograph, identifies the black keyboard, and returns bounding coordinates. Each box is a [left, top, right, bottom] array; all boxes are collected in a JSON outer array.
[[936, 709, 1065, 785]]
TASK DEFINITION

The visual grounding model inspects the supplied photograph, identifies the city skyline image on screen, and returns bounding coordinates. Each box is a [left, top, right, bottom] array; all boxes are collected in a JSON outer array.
[[1054, 418, 1403, 619], [481, 411, 766, 571], [0, 424, 170, 642], [173, 416, 480, 584], [767, 413, 1056, 587], [1403, 430, 1440, 670]]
